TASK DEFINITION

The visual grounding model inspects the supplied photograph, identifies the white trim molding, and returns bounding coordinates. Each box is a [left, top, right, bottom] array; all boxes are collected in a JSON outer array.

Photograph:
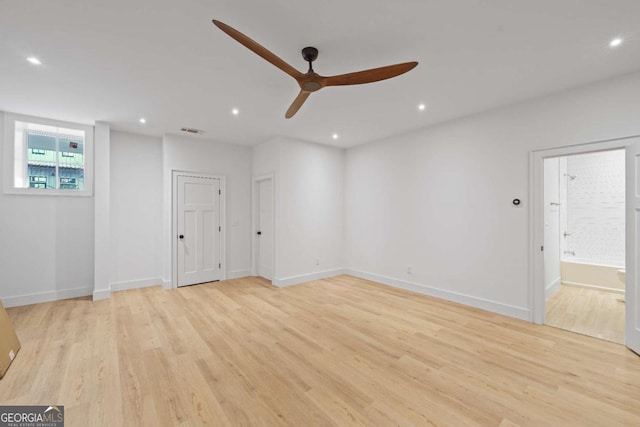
[[109, 277, 164, 292], [227, 269, 252, 280], [273, 268, 345, 288], [3, 286, 94, 308], [545, 277, 562, 298], [561, 281, 625, 294], [346, 269, 530, 321], [92, 288, 111, 301]]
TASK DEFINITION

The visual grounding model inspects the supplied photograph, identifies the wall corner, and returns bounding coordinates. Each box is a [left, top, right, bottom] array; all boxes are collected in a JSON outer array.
[[93, 121, 111, 299]]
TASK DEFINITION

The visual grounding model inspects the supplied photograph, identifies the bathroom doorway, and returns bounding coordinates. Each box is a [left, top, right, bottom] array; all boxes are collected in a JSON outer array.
[[543, 150, 625, 343]]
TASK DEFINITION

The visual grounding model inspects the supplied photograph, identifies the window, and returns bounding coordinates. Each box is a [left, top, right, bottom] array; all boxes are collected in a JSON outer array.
[[29, 176, 47, 189], [59, 177, 78, 190], [3, 113, 93, 196]]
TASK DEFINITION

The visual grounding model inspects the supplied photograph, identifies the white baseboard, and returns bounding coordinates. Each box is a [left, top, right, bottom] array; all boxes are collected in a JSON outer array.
[[2, 286, 94, 308], [109, 277, 163, 292], [92, 288, 111, 301], [161, 279, 172, 290], [561, 280, 625, 294], [273, 268, 345, 288], [344, 269, 530, 321], [545, 277, 561, 298], [227, 269, 252, 280]]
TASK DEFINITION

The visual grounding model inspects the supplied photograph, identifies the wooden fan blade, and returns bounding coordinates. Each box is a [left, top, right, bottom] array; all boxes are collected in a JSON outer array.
[[322, 62, 418, 87], [285, 90, 311, 118], [213, 20, 303, 80]]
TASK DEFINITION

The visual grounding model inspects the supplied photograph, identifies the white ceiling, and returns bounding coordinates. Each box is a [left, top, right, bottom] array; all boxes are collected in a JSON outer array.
[[1, 0, 639, 148]]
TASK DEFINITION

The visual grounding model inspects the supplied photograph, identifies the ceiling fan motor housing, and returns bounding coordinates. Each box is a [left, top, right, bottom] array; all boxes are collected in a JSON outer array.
[[301, 47, 319, 62]]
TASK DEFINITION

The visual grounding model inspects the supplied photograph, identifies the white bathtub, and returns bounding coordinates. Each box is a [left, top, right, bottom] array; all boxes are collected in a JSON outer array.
[[561, 261, 625, 293]]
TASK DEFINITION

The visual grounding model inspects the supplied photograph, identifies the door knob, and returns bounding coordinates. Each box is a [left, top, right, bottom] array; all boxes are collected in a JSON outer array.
[[178, 234, 184, 239], [256, 231, 262, 235]]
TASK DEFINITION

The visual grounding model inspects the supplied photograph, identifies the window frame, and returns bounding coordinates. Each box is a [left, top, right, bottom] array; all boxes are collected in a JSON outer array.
[[3, 112, 94, 196]]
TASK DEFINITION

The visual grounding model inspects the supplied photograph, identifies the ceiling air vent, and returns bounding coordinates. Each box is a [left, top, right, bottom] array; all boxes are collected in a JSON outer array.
[[180, 127, 205, 135]]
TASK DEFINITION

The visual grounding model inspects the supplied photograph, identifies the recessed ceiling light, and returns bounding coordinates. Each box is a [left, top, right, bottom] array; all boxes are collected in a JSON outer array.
[[609, 37, 623, 48], [332, 133, 339, 140], [26, 56, 42, 65], [231, 108, 239, 116], [418, 103, 426, 111], [139, 118, 146, 124]]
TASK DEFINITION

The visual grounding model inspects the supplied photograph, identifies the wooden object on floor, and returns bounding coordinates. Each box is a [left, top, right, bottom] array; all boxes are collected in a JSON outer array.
[[1, 275, 639, 426], [546, 284, 625, 344], [0, 300, 20, 379]]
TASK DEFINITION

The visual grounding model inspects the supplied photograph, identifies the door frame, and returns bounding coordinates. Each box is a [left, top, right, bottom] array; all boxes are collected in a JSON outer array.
[[171, 170, 226, 288], [251, 173, 275, 279], [529, 136, 637, 324]]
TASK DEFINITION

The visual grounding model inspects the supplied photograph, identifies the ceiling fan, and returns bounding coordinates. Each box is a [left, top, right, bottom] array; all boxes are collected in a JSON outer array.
[[212, 20, 419, 119]]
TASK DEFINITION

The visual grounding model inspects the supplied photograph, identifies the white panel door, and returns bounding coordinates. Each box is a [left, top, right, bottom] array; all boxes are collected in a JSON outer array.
[[177, 175, 221, 287], [626, 139, 640, 355], [257, 178, 273, 280]]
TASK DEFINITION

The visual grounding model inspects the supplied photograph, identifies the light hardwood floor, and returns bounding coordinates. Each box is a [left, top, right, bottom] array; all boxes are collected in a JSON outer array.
[[1, 275, 640, 426], [546, 284, 625, 344]]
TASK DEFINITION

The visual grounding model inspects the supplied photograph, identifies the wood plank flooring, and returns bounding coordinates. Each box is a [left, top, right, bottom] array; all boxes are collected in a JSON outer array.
[[546, 284, 625, 344], [1, 275, 640, 426]]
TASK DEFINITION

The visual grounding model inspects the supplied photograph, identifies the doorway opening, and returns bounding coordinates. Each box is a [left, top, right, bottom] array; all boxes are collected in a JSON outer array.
[[252, 175, 274, 282], [543, 150, 625, 343], [532, 136, 640, 355]]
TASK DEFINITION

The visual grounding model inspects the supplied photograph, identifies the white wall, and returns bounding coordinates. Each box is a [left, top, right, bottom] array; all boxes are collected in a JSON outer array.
[[0, 111, 95, 307], [345, 71, 640, 320], [252, 139, 280, 178], [1, 123, 253, 306], [543, 158, 561, 297], [93, 122, 111, 300], [277, 138, 344, 284], [561, 150, 625, 267], [163, 134, 252, 282], [4, 70, 640, 315], [109, 131, 163, 290], [253, 137, 345, 286]]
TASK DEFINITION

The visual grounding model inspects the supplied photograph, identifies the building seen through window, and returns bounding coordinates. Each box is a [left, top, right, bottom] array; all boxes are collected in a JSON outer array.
[[18, 121, 85, 190]]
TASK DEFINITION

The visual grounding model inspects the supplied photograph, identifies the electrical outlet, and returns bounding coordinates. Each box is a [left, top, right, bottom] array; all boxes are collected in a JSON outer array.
[[407, 266, 412, 274]]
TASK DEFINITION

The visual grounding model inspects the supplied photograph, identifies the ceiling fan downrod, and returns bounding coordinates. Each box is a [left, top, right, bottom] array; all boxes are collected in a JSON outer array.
[[301, 46, 318, 73]]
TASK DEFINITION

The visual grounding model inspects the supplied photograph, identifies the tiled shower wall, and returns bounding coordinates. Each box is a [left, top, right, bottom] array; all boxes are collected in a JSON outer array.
[[559, 149, 625, 267]]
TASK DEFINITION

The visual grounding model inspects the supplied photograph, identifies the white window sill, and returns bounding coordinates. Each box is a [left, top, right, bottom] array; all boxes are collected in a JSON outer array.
[[3, 187, 93, 197]]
